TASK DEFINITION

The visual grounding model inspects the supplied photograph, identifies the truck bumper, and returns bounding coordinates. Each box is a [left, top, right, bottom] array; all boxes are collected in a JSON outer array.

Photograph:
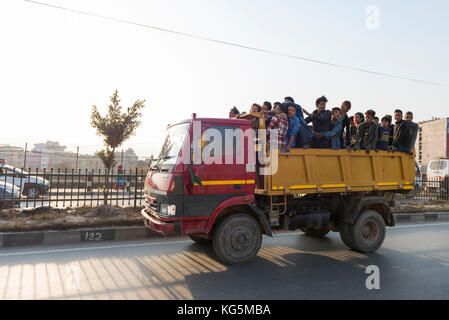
[[141, 208, 175, 236]]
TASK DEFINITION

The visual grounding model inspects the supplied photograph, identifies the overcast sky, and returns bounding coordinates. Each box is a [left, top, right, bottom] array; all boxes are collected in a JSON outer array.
[[0, 0, 448, 158]]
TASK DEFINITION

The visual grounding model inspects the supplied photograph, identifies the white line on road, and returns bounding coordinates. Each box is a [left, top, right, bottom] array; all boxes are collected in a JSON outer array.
[[0, 239, 192, 258], [1, 222, 449, 258], [395, 222, 449, 229]]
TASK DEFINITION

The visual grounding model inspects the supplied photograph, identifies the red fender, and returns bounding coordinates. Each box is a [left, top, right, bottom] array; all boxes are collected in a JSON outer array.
[[205, 194, 255, 233]]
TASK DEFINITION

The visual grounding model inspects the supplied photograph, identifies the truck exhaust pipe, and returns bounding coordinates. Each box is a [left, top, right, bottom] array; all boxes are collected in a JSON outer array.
[[288, 212, 330, 231]]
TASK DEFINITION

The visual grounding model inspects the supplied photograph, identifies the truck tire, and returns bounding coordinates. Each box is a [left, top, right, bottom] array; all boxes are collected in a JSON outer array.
[[339, 222, 354, 248], [345, 209, 386, 253], [212, 214, 262, 264], [189, 234, 212, 245], [301, 228, 330, 237]]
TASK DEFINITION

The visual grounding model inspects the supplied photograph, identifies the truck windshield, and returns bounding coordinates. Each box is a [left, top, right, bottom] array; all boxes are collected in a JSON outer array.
[[153, 122, 190, 170]]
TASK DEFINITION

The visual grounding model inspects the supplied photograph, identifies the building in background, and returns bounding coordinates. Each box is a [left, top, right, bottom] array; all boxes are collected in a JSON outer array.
[[0, 141, 143, 170], [415, 117, 449, 171], [0, 144, 24, 168]]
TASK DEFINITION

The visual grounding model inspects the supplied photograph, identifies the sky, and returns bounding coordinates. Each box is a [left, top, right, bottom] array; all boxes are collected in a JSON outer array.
[[0, 0, 448, 158]]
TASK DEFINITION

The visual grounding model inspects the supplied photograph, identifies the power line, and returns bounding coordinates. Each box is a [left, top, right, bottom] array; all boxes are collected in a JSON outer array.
[[24, 0, 449, 88]]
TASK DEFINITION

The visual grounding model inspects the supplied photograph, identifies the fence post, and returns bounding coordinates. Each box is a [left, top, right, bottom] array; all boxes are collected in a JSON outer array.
[[133, 167, 138, 208]]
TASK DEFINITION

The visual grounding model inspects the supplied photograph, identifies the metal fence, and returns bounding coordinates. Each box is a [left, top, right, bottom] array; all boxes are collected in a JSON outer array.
[[397, 179, 449, 200], [0, 168, 147, 209], [1, 167, 448, 210]]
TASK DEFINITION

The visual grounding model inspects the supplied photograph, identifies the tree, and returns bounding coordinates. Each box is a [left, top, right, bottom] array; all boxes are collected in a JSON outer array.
[[91, 90, 145, 205]]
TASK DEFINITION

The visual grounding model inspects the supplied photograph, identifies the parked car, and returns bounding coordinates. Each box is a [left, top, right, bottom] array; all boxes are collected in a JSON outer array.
[[426, 159, 449, 192], [0, 181, 21, 209], [0, 164, 50, 198]]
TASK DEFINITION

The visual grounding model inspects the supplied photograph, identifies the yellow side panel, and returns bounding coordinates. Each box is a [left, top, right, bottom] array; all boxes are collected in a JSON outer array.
[[264, 149, 414, 195]]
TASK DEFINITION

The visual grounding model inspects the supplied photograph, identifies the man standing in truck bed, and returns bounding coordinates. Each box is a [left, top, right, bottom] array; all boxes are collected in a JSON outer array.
[[305, 95, 331, 149], [390, 109, 412, 153], [354, 109, 378, 153]]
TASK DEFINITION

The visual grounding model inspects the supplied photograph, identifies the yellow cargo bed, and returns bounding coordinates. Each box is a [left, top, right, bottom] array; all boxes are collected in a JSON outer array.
[[255, 148, 415, 196]]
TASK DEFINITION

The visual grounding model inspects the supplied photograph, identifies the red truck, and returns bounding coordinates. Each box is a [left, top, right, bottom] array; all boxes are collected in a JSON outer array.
[[141, 114, 415, 264]]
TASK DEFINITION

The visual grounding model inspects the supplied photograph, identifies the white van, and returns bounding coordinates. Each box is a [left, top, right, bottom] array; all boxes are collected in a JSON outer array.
[[427, 159, 449, 180]]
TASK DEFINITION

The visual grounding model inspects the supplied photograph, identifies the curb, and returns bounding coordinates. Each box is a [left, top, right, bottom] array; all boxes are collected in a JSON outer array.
[[1, 212, 449, 249], [393, 211, 449, 223], [0, 226, 162, 248]]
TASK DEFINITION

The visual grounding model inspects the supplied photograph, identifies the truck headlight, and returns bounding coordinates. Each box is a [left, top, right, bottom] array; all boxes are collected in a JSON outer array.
[[160, 204, 175, 216], [167, 205, 176, 216]]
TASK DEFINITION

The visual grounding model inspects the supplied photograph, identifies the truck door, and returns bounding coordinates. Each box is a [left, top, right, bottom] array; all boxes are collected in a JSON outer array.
[[184, 123, 249, 218]]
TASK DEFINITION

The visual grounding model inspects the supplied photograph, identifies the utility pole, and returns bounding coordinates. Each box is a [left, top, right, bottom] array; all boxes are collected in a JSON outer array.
[[75, 146, 79, 170], [23, 142, 27, 169]]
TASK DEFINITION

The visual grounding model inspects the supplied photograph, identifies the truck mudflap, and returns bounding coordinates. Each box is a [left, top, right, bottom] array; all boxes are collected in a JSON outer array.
[[141, 209, 176, 236], [248, 204, 273, 237]]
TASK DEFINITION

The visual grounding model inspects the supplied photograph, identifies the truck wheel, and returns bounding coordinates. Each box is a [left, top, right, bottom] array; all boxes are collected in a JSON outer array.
[[189, 234, 212, 245], [301, 228, 330, 237], [212, 214, 262, 264], [346, 209, 386, 253], [339, 223, 353, 248]]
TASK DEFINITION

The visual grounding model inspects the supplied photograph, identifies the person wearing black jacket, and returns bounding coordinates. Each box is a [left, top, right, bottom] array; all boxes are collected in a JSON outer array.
[[390, 109, 412, 153], [405, 111, 419, 151], [305, 95, 331, 148], [340, 100, 352, 151], [385, 114, 394, 147]]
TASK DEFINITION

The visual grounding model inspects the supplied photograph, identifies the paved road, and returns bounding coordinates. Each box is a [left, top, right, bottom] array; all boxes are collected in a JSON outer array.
[[0, 221, 448, 300]]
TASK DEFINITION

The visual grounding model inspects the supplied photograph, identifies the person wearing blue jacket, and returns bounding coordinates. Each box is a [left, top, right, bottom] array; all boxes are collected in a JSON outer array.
[[283, 100, 313, 147], [285, 104, 314, 152], [315, 107, 344, 150]]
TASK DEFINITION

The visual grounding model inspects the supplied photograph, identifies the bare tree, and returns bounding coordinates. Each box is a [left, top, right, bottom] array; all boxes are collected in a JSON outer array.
[[91, 90, 145, 205]]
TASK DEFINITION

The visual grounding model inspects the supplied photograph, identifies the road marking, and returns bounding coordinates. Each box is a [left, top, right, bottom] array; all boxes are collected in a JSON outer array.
[[394, 222, 449, 229], [0, 239, 193, 258], [0, 222, 448, 258]]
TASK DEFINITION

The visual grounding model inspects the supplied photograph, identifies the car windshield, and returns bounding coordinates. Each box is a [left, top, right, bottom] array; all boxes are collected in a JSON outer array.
[[429, 160, 448, 171], [154, 122, 190, 168]]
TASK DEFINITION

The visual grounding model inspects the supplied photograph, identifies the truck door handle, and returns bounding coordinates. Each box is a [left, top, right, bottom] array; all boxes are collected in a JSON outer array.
[[234, 184, 243, 190]]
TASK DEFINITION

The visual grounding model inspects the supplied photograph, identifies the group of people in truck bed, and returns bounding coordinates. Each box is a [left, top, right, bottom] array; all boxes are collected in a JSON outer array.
[[228, 96, 419, 154]]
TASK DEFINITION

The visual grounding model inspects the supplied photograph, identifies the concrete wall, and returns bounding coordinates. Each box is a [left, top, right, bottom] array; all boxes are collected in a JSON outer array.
[[417, 118, 448, 167]]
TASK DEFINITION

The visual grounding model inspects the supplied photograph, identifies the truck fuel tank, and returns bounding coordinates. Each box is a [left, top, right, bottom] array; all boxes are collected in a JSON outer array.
[[288, 212, 330, 231]]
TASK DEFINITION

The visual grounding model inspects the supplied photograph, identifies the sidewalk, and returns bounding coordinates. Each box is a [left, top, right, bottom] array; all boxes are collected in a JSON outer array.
[[1, 212, 449, 249]]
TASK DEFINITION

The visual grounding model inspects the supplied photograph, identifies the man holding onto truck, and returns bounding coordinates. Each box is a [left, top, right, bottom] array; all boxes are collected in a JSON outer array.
[[390, 109, 412, 153], [315, 107, 344, 150], [376, 116, 391, 151], [405, 111, 419, 153], [285, 104, 300, 152], [305, 95, 331, 149], [340, 100, 352, 151], [267, 103, 289, 150], [354, 109, 378, 153]]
